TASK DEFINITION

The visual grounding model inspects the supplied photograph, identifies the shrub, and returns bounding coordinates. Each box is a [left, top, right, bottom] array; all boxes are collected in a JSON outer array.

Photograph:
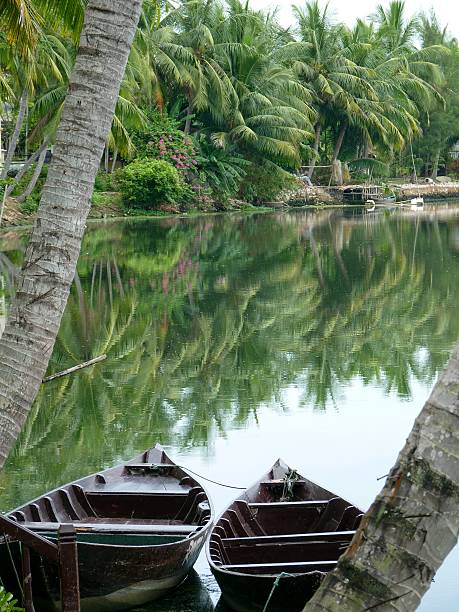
[[94, 171, 114, 192], [240, 162, 298, 203], [132, 110, 198, 176], [119, 159, 186, 209]]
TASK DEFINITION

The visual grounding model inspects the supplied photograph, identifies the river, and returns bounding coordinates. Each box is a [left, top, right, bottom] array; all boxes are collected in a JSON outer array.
[[1, 206, 459, 610]]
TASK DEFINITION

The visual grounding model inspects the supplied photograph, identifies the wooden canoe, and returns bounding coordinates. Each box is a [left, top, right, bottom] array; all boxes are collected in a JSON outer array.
[[207, 460, 363, 612], [0, 444, 213, 611]]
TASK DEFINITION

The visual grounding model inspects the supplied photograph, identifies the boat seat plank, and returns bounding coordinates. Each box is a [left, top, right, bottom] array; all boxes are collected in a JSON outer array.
[[85, 483, 191, 494], [83, 491, 195, 520], [259, 480, 308, 486], [17, 521, 199, 535], [220, 560, 337, 574], [221, 530, 355, 547], [248, 501, 330, 509], [223, 538, 352, 565]]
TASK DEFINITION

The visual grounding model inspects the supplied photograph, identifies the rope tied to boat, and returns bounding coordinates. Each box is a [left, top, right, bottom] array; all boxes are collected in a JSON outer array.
[[262, 572, 298, 612], [281, 469, 301, 501], [174, 466, 246, 490]]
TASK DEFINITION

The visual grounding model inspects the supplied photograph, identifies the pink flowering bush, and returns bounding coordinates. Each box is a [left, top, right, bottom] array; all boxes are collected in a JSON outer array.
[[132, 110, 199, 180]]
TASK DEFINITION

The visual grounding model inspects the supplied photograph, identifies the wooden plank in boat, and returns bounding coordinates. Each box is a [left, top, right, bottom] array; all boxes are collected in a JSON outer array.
[[248, 500, 330, 509], [220, 560, 337, 573], [221, 530, 355, 547], [15, 521, 199, 535]]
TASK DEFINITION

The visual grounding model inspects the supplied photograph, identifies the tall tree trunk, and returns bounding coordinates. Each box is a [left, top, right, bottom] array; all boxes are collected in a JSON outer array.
[[16, 146, 47, 203], [104, 143, 109, 173], [304, 341, 459, 611], [0, 89, 28, 180], [332, 122, 347, 163], [0, 0, 142, 468], [110, 148, 118, 173], [430, 148, 441, 180], [308, 123, 321, 178]]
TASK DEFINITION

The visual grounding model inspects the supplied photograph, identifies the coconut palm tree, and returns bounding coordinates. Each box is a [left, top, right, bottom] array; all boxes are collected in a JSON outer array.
[[0, 0, 144, 468], [0, 0, 84, 56]]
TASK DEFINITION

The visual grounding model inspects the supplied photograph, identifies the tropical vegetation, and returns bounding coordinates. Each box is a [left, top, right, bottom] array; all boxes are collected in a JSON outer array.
[[1, 0, 459, 212]]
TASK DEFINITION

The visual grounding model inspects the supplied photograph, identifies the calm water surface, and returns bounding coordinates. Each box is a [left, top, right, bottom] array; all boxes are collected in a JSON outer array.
[[1, 207, 459, 610]]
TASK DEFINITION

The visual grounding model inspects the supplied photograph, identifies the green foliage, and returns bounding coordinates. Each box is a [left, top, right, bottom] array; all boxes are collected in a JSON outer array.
[[195, 139, 248, 200], [119, 159, 186, 209], [20, 193, 40, 214], [0, 588, 22, 612], [240, 163, 299, 203], [94, 172, 116, 192], [132, 110, 197, 171]]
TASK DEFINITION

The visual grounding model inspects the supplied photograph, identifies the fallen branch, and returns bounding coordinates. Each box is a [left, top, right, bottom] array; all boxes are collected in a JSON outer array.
[[43, 355, 107, 383]]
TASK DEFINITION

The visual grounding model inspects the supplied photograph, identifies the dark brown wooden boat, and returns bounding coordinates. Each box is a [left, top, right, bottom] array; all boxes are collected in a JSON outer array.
[[0, 444, 213, 611], [206, 460, 363, 612]]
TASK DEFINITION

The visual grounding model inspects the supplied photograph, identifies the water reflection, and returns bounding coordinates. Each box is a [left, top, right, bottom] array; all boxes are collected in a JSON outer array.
[[139, 572, 217, 612], [1, 211, 459, 506], [1, 209, 459, 610]]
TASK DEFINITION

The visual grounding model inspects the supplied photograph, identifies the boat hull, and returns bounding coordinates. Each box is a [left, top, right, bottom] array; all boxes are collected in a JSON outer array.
[[213, 568, 323, 612], [206, 460, 363, 612], [1, 445, 213, 611], [50, 533, 206, 610]]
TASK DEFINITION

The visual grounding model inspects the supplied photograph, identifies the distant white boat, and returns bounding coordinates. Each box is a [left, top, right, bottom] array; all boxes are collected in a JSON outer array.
[[410, 196, 424, 211], [365, 199, 376, 212]]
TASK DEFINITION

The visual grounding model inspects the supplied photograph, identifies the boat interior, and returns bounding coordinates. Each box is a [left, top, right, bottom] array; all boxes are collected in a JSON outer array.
[[209, 476, 363, 575], [8, 449, 212, 543]]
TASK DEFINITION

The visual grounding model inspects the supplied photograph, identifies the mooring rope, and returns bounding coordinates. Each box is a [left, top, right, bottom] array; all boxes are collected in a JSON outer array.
[[1, 532, 23, 599], [174, 466, 246, 490], [262, 572, 297, 612]]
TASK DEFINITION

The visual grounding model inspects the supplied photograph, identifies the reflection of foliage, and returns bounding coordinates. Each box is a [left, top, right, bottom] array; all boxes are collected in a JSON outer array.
[[1, 212, 459, 509]]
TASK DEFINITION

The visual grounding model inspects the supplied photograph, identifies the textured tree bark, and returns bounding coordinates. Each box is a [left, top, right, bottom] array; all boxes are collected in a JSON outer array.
[[308, 123, 322, 178], [16, 145, 47, 203], [304, 341, 459, 611], [0, 89, 28, 180], [0, 0, 142, 468]]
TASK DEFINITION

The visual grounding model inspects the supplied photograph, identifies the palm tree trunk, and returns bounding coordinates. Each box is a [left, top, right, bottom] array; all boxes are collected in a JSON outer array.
[[430, 148, 441, 180], [16, 146, 47, 203], [104, 143, 109, 172], [4, 140, 49, 199], [110, 148, 118, 173], [332, 122, 347, 162], [304, 340, 459, 611], [308, 123, 321, 178], [0, 0, 142, 468], [0, 89, 28, 180]]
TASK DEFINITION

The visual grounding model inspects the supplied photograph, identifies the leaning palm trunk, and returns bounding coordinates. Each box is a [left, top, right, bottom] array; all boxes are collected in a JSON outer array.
[[5, 140, 49, 195], [0, 0, 142, 468], [0, 89, 28, 180], [308, 123, 321, 178], [332, 122, 347, 164], [304, 341, 459, 611], [16, 146, 47, 203]]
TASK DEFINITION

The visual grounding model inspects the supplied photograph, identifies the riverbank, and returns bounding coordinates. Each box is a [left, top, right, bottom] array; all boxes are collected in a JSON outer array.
[[0, 192, 274, 230], [3, 180, 459, 230]]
